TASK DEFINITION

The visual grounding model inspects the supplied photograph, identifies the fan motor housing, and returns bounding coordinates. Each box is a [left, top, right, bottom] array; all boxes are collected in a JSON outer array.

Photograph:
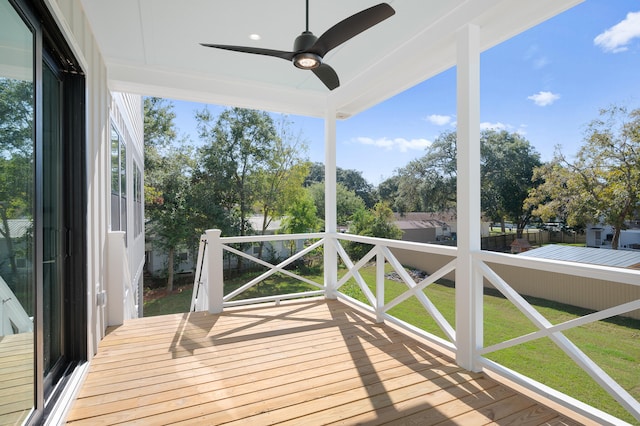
[[294, 31, 318, 52]]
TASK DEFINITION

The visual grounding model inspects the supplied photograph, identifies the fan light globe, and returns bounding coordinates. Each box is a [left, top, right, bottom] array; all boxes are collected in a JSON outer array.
[[293, 52, 321, 69]]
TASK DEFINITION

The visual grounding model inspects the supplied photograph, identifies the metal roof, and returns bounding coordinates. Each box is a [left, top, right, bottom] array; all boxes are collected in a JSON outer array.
[[519, 245, 640, 269]]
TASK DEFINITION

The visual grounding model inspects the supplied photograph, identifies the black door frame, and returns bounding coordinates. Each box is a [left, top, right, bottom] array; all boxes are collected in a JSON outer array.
[[8, 0, 87, 423]]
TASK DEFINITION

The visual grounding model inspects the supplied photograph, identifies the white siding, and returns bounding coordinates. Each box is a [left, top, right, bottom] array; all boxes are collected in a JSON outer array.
[[45, 0, 145, 357]]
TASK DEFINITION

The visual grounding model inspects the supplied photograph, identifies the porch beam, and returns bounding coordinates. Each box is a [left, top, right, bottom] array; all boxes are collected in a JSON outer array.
[[324, 104, 338, 299], [455, 23, 483, 371]]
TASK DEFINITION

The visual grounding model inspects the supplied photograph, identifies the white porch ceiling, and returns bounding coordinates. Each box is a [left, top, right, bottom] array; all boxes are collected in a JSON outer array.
[[80, 0, 582, 119]]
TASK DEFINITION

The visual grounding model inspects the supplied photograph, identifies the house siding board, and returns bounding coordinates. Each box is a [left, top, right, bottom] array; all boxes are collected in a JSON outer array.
[[47, 0, 145, 354]]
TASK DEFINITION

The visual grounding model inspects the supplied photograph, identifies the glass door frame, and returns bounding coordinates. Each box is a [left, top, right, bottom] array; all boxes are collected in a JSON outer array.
[[8, 0, 88, 423]]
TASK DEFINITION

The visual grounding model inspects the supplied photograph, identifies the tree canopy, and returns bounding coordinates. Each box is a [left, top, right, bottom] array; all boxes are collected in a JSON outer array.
[[304, 161, 377, 208], [527, 106, 640, 248], [144, 97, 195, 290], [391, 129, 541, 235]]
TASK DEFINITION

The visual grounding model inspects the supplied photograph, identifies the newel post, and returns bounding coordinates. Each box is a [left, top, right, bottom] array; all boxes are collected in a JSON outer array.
[[206, 229, 224, 314]]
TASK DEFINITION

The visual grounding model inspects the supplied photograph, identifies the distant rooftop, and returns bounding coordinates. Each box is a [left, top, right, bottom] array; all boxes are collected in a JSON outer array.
[[519, 245, 640, 269]]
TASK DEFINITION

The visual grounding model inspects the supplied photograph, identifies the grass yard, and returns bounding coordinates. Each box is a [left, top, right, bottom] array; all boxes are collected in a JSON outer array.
[[144, 264, 639, 424], [143, 268, 324, 317]]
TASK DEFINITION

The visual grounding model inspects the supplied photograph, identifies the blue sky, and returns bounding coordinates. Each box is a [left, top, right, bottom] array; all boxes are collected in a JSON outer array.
[[172, 1, 640, 185]]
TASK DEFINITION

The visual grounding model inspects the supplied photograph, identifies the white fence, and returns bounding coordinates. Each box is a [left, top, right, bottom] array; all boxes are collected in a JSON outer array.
[[192, 229, 640, 425]]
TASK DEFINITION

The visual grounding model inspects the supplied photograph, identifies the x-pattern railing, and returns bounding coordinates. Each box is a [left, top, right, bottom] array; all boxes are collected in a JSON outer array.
[[192, 229, 640, 424], [474, 251, 640, 423], [332, 233, 457, 350]]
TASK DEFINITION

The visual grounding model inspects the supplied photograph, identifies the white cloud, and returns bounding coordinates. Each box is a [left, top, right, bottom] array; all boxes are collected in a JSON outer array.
[[533, 56, 550, 69], [527, 91, 560, 107], [426, 114, 453, 126], [480, 122, 508, 131], [354, 137, 431, 152], [524, 45, 550, 69], [594, 11, 640, 53]]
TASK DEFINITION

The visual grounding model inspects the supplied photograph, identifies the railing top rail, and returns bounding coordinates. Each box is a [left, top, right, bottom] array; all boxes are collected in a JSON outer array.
[[476, 250, 640, 287], [335, 232, 458, 256], [220, 232, 325, 244]]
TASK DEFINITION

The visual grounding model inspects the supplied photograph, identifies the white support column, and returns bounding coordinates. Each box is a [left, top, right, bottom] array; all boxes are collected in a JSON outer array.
[[206, 229, 224, 313], [455, 23, 483, 372], [324, 104, 338, 299]]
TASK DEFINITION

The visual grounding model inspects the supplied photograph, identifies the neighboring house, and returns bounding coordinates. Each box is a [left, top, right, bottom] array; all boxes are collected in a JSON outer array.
[[586, 221, 640, 249], [394, 212, 491, 243], [145, 216, 303, 277]]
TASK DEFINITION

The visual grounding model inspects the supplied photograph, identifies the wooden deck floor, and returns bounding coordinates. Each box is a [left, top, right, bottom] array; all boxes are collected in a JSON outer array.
[[66, 300, 592, 425], [0, 332, 33, 425]]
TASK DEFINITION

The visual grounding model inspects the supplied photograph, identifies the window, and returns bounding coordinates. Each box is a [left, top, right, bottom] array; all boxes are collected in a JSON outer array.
[[133, 162, 143, 237], [111, 124, 127, 234]]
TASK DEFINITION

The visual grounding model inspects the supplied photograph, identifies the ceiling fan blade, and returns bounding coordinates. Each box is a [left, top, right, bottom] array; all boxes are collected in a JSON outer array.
[[312, 63, 340, 90], [309, 3, 395, 57], [200, 44, 295, 61]]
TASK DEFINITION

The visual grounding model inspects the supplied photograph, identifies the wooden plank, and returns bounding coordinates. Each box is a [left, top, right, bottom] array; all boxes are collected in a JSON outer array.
[[0, 332, 32, 425], [66, 300, 594, 425]]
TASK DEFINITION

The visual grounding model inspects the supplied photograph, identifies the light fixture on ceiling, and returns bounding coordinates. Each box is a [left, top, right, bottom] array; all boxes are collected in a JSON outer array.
[[293, 52, 321, 69], [249, 33, 261, 41]]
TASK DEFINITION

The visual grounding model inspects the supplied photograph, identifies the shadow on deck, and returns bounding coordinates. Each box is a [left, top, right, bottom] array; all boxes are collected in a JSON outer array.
[[66, 299, 594, 425]]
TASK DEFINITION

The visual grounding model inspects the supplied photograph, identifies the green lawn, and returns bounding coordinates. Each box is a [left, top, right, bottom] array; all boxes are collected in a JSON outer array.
[[144, 265, 639, 424]]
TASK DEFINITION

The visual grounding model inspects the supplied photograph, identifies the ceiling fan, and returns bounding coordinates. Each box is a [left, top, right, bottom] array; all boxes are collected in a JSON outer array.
[[201, 1, 395, 90]]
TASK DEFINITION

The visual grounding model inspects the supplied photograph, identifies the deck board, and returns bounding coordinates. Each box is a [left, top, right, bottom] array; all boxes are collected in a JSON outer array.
[[0, 332, 33, 426], [66, 300, 595, 425]]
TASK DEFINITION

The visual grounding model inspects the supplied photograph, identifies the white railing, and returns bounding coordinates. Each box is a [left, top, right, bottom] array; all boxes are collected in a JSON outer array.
[[192, 230, 326, 311], [0, 274, 32, 336], [192, 229, 640, 425], [332, 233, 458, 353], [474, 251, 640, 425], [107, 231, 138, 326]]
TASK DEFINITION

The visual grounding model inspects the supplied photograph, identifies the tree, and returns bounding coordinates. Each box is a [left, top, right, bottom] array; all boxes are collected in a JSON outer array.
[[145, 145, 195, 290], [392, 129, 541, 236], [196, 107, 277, 237], [307, 182, 366, 226], [0, 78, 33, 284], [304, 161, 377, 208], [280, 190, 319, 256], [252, 116, 309, 235], [337, 168, 377, 208], [144, 97, 195, 290], [280, 190, 319, 234], [346, 202, 402, 259], [351, 202, 402, 239], [528, 106, 640, 248], [377, 175, 400, 208], [394, 130, 457, 213], [303, 162, 325, 186], [481, 130, 541, 236]]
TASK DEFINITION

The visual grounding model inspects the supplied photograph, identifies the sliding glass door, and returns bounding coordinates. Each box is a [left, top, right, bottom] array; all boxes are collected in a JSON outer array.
[[0, 1, 35, 423], [1, 0, 86, 423]]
